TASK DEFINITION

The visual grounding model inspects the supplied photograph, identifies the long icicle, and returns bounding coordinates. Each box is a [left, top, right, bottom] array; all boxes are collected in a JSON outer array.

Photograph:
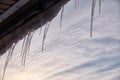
[[21, 36, 27, 56], [99, 0, 102, 14], [21, 31, 34, 67], [2, 43, 16, 80], [75, 0, 77, 9], [21, 33, 29, 66], [41, 21, 51, 52], [90, 0, 96, 37], [75, 0, 79, 10], [41, 24, 48, 52], [77, 0, 80, 7], [60, 6, 64, 29], [39, 27, 43, 37], [27, 31, 34, 56]]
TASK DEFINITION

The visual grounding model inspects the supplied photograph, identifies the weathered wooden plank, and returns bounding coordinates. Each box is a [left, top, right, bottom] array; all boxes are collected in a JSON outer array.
[[0, 9, 5, 14], [0, 4, 10, 10], [0, 0, 18, 15], [0, 0, 16, 5], [0, 0, 30, 21]]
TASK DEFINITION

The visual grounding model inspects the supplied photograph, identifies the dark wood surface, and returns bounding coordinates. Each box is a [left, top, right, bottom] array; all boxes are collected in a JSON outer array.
[[0, 0, 18, 15]]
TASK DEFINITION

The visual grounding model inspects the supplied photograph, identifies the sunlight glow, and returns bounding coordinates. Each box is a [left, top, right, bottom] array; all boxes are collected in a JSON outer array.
[[6, 71, 44, 80]]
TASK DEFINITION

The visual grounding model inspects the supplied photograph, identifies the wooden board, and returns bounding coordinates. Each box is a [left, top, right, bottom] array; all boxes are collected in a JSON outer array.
[[0, 0, 18, 15]]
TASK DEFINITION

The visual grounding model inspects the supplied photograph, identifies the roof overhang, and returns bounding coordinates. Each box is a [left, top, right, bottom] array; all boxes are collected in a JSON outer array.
[[0, 0, 69, 55]]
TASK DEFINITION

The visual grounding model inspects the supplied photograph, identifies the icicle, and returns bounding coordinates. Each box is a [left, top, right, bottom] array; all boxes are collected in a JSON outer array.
[[75, 0, 79, 10], [78, 0, 80, 7], [39, 27, 43, 37], [90, 0, 96, 37], [21, 35, 28, 66], [99, 0, 102, 14], [60, 6, 64, 29], [41, 21, 51, 52], [21, 36, 27, 56], [21, 31, 34, 67], [75, 0, 77, 9], [21, 33, 29, 66], [2, 43, 16, 80], [41, 24, 48, 52], [27, 31, 34, 55]]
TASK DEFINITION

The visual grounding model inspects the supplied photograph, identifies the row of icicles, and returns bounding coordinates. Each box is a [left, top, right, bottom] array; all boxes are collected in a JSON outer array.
[[1, 0, 104, 80]]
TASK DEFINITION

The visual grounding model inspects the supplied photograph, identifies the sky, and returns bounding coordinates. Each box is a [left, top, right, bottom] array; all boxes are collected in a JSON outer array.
[[0, 0, 120, 80]]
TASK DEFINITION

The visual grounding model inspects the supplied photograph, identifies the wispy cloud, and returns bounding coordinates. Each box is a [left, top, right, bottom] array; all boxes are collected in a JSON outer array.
[[0, 0, 120, 80]]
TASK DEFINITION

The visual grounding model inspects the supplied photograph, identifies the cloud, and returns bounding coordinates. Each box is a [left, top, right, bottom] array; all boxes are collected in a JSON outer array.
[[0, 0, 120, 80]]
